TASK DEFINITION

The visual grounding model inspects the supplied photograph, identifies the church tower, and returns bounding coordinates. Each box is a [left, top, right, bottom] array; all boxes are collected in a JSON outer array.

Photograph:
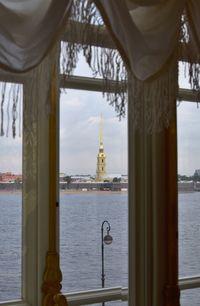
[[96, 114, 106, 181]]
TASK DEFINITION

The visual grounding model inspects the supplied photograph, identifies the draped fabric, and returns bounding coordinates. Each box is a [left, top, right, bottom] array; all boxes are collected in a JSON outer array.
[[88, 1, 181, 130], [98, 0, 185, 80], [0, 0, 200, 134], [0, 0, 72, 137], [96, 0, 200, 85], [0, 0, 72, 72]]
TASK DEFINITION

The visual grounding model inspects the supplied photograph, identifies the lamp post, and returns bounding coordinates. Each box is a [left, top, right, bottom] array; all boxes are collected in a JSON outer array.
[[101, 220, 113, 306]]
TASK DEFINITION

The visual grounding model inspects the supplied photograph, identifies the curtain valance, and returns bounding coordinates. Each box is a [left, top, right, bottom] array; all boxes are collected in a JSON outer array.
[[0, 0, 200, 135], [0, 0, 72, 72]]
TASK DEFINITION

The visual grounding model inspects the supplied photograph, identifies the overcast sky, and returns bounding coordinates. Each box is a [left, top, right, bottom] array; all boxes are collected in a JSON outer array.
[[60, 89, 127, 175], [0, 61, 200, 176]]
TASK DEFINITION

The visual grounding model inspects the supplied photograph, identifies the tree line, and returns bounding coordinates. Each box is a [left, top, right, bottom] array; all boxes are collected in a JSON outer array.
[[178, 173, 200, 182]]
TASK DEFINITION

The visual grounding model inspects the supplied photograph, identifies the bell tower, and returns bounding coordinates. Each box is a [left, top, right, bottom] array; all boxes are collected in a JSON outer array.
[[96, 114, 106, 181]]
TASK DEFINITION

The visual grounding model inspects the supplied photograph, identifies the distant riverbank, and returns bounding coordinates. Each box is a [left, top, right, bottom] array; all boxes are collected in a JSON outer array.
[[0, 181, 128, 192], [0, 181, 200, 193], [61, 189, 127, 195], [0, 182, 22, 191]]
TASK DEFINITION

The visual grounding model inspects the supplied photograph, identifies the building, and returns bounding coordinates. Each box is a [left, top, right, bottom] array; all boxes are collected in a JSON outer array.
[[0, 2, 199, 306], [0, 172, 22, 183], [194, 169, 200, 177], [95, 114, 107, 181]]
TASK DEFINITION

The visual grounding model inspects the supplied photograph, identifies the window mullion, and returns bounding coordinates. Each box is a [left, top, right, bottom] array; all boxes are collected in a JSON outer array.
[[179, 276, 200, 291]]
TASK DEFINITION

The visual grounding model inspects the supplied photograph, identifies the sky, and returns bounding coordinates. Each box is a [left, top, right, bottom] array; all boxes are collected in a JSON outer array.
[[60, 89, 127, 175], [177, 63, 200, 175], [0, 60, 200, 176]]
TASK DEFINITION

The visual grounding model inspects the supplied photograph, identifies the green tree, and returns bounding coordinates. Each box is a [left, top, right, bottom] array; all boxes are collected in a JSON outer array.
[[63, 176, 72, 188], [113, 177, 121, 182], [193, 172, 200, 182]]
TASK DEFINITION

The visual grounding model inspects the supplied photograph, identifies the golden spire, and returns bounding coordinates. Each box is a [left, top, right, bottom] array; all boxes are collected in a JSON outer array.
[[100, 113, 103, 145], [96, 113, 106, 181]]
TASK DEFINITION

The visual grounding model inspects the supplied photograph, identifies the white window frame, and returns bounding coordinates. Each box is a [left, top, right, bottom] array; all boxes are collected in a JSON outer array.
[[60, 72, 200, 304], [176, 92, 200, 294], [59, 75, 128, 305], [59, 22, 200, 304], [0, 71, 49, 306]]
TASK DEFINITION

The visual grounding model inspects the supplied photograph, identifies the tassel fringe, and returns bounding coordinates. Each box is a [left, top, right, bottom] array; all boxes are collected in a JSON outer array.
[[128, 56, 178, 132], [62, 0, 179, 132], [61, 0, 128, 119], [180, 12, 200, 96], [0, 82, 23, 138]]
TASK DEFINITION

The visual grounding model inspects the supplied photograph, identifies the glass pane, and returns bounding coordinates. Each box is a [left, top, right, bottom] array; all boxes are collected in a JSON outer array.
[[177, 102, 200, 278], [180, 288, 200, 306], [0, 193, 22, 301], [178, 62, 191, 89], [60, 43, 95, 78], [0, 83, 23, 301], [60, 89, 128, 293]]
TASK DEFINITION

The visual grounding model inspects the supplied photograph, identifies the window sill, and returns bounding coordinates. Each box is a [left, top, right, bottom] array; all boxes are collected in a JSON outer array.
[[63, 286, 128, 305]]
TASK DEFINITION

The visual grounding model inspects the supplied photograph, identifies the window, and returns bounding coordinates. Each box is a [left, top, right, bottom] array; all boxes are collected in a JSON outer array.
[[59, 85, 128, 304], [0, 64, 50, 306], [180, 288, 200, 306], [58, 13, 129, 304], [178, 64, 200, 304], [58, 18, 200, 306], [0, 82, 23, 303]]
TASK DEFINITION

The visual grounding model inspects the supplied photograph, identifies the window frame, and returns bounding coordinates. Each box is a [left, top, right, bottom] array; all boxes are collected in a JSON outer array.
[[58, 46, 200, 306], [59, 75, 129, 304], [177, 95, 200, 293], [0, 71, 49, 306]]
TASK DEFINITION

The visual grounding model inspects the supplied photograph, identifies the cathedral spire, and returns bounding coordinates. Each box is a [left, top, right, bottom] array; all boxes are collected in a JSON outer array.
[[96, 114, 106, 181], [100, 113, 103, 145]]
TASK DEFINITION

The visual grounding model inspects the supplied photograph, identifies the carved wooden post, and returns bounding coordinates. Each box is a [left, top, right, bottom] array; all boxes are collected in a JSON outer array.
[[54, 294, 68, 306], [41, 48, 68, 306], [164, 112, 180, 306]]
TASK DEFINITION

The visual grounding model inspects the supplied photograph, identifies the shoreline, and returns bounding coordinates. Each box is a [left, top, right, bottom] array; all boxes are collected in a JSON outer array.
[[0, 189, 128, 195], [0, 189, 199, 195], [61, 189, 128, 195]]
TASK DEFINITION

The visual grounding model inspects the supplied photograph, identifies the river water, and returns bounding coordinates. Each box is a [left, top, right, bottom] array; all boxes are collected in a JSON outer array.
[[0, 191, 199, 305]]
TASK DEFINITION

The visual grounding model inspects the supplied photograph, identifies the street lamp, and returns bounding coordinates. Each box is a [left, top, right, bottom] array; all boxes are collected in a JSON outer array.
[[101, 220, 113, 306]]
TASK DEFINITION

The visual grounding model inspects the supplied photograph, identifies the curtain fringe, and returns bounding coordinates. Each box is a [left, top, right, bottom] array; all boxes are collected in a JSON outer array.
[[0, 82, 23, 138], [63, 0, 179, 132], [61, 0, 128, 119], [180, 12, 200, 96], [129, 55, 178, 132]]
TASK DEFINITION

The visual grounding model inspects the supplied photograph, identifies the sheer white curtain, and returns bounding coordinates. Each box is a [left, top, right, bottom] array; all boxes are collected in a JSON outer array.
[[0, 0, 200, 79], [0, 0, 200, 131], [98, 0, 184, 80], [0, 0, 72, 72]]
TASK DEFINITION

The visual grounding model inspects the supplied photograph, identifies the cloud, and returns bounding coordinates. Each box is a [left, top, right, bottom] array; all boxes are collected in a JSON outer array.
[[177, 102, 200, 175], [60, 94, 83, 110], [0, 137, 22, 173], [87, 116, 99, 125]]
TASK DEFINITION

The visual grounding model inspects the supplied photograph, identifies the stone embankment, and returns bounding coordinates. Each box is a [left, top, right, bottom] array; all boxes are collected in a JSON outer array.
[[178, 181, 200, 192], [0, 182, 22, 190], [60, 181, 128, 191], [1, 181, 200, 192]]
